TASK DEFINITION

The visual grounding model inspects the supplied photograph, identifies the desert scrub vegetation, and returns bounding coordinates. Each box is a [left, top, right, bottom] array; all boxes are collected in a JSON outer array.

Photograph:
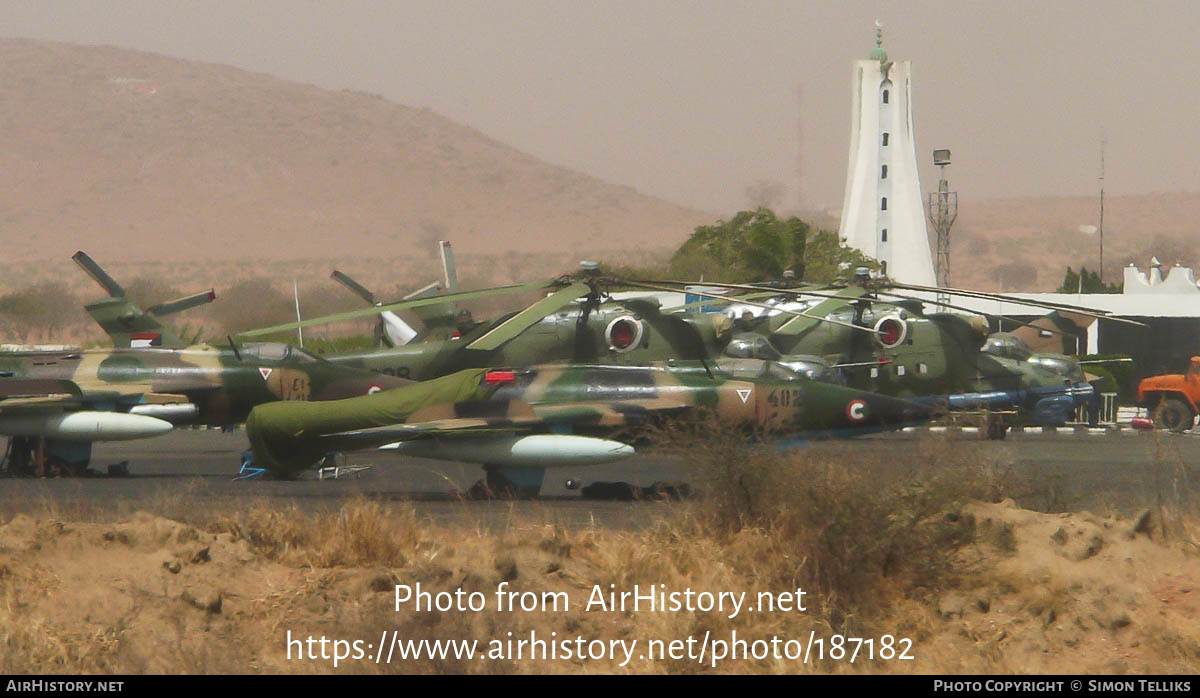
[[226, 499, 423, 567], [642, 430, 1005, 637], [2, 435, 1198, 674]]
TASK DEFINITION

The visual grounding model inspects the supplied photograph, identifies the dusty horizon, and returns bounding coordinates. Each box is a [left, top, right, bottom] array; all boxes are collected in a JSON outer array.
[[4, 1, 1199, 214]]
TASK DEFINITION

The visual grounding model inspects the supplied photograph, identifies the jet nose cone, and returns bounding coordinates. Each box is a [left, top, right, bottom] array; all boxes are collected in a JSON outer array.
[[611, 442, 636, 458]]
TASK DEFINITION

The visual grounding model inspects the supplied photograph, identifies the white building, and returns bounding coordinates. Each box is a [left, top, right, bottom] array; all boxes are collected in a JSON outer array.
[[838, 25, 937, 286], [891, 260, 1200, 376]]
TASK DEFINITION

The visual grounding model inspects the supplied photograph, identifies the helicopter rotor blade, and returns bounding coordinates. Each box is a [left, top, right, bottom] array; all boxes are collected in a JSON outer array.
[[861, 289, 1077, 338], [737, 285, 1077, 339], [465, 281, 592, 351], [887, 281, 1146, 327], [622, 280, 878, 336], [770, 286, 871, 335], [677, 283, 1087, 339], [662, 291, 784, 313], [330, 270, 378, 305], [239, 280, 553, 338], [630, 278, 831, 295], [401, 280, 443, 301]]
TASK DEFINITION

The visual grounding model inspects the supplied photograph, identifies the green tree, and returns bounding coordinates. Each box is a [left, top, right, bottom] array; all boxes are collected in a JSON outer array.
[[667, 208, 876, 283], [1057, 266, 1122, 294], [800, 229, 880, 284]]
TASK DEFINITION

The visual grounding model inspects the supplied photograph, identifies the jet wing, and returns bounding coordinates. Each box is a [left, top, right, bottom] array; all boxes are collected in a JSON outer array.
[[0, 379, 83, 413], [323, 396, 693, 448]]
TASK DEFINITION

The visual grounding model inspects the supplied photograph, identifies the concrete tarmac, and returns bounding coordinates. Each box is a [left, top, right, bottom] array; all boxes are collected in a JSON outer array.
[[1, 428, 1197, 527]]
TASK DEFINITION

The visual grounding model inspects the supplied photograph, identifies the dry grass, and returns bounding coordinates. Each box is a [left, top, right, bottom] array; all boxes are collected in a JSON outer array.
[[0, 436, 1197, 674]]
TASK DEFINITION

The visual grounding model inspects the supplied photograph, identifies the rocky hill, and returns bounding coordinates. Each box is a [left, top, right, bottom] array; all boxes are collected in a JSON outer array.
[[0, 38, 709, 271], [2, 38, 1197, 296]]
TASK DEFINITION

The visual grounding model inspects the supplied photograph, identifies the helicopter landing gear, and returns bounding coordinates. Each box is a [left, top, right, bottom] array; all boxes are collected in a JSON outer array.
[[982, 414, 1009, 441]]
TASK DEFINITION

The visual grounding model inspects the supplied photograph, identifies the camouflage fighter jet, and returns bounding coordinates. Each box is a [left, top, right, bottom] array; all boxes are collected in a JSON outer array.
[[0, 341, 408, 476], [243, 358, 934, 495]]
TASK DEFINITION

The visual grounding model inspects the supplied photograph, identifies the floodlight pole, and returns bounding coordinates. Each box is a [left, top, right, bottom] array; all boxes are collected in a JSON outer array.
[[927, 150, 957, 309]]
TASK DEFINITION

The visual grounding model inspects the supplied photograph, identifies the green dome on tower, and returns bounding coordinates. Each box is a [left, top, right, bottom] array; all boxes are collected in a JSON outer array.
[[869, 20, 888, 62]]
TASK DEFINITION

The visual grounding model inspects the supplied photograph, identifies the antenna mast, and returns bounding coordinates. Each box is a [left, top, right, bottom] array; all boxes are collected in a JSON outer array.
[[795, 83, 805, 210], [1098, 135, 1106, 284]]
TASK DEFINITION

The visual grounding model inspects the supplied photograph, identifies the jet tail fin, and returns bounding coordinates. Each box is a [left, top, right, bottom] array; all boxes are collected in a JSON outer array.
[[74, 251, 215, 348], [83, 297, 183, 348]]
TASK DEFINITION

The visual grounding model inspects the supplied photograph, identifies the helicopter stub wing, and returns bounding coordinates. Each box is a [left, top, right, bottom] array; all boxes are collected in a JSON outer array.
[[772, 286, 870, 335]]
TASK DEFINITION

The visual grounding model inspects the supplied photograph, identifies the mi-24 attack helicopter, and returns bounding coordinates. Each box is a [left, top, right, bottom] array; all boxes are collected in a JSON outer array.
[[243, 260, 1143, 437], [0, 252, 408, 477], [242, 258, 874, 384], [657, 269, 1145, 435]]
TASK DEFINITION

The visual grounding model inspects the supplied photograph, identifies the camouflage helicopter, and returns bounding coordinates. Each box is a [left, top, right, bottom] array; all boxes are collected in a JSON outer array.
[[241, 262, 1137, 435], [244, 358, 935, 496], [651, 271, 1144, 435], [240, 262, 876, 383], [0, 254, 409, 476]]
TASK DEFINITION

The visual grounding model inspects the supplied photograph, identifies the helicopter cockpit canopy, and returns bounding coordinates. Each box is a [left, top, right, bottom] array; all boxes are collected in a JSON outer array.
[[776, 356, 840, 384], [723, 333, 782, 361], [981, 333, 1033, 361], [1027, 354, 1086, 382], [714, 357, 838, 384]]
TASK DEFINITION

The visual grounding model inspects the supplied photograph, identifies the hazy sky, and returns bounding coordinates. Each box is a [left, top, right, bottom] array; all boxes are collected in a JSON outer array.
[[5, 1, 1199, 213]]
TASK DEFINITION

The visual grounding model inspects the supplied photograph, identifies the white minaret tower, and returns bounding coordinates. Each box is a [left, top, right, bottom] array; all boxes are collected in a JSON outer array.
[[838, 22, 937, 285]]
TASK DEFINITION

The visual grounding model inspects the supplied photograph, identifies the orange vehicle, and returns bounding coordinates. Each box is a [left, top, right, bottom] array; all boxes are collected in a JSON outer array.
[[1137, 356, 1200, 431]]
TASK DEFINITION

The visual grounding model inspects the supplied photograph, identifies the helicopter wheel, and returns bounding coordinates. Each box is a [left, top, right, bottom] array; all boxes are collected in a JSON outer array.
[[983, 415, 1008, 440]]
